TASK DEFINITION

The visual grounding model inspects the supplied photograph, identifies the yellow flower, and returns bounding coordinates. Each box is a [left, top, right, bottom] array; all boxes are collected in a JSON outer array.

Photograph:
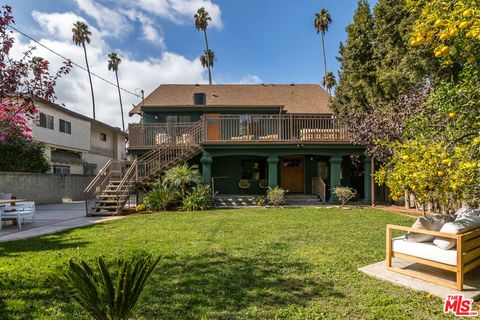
[[448, 112, 456, 118], [437, 171, 445, 177], [402, 155, 410, 161], [464, 9, 473, 17], [459, 21, 469, 29], [467, 55, 476, 63], [439, 33, 449, 41], [449, 28, 459, 37]]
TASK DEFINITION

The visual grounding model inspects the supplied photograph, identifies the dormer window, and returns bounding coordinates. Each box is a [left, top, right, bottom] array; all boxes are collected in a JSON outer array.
[[193, 92, 206, 105]]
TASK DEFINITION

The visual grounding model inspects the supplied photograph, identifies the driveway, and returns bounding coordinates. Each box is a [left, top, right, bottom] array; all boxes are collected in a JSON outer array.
[[0, 201, 123, 242]]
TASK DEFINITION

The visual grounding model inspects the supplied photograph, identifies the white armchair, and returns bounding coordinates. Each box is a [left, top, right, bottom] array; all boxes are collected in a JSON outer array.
[[0, 202, 36, 230]]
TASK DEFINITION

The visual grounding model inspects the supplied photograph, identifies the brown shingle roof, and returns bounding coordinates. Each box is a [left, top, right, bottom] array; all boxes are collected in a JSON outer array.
[[129, 84, 332, 116]]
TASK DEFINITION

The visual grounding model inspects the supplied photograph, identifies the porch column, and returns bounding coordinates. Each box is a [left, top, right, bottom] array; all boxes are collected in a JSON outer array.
[[267, 156, 279, 188], [329, 156, 342, 204], [200, 156, 212, 185], [363, 157, 372, 205]]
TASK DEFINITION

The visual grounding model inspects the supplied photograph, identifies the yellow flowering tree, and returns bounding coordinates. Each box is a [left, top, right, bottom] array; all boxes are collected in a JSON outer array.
[[407, 0, 479, 65]]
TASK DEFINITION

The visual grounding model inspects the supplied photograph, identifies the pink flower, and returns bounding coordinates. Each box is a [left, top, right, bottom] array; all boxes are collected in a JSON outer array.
[[0, 135, 5, 142]]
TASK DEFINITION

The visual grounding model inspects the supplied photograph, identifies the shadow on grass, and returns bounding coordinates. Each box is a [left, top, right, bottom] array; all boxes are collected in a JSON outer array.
[[139, 251, 344, 319], [0, 235, 90, 257]]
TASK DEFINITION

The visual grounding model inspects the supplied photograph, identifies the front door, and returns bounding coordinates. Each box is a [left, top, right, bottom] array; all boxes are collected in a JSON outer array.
[[204, 114, 221, 141], [281, 157, 305, 193]]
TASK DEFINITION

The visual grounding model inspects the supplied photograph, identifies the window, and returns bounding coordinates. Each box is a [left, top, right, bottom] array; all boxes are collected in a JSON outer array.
[[241, 160, 267, 180], [100, 133, 107, 141], [166, 115, 191, 123], [193, 92, 206, 105], [283, 159, 302, 168], [53, 165, 70, 174], [59, 119, 71, 134], [39, 113, 54, 130]]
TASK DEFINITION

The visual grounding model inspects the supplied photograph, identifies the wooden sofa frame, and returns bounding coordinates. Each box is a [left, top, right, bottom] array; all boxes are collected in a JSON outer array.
[[386, 224, 480, 290]]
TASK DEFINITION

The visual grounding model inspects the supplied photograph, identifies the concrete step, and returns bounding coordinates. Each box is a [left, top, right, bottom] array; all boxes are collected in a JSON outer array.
[[215, 195, 257, 207]]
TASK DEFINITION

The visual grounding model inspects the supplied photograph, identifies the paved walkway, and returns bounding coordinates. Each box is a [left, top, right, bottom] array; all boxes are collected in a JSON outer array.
[[0, 202, 123, 242]]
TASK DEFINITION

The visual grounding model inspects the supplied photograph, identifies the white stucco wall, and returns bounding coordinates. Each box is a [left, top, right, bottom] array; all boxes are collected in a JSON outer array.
[[31, 102, 91, 152]]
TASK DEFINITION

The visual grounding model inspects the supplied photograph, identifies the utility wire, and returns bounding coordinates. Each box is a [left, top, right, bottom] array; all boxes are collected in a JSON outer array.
[[8, 24, 143, 99]]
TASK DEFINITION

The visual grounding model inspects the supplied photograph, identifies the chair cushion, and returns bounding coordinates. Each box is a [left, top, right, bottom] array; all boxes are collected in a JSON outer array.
[[456, 207, 480, 220], [433, 216, 480, 250], [405, 215, 455, 243], [393, 237, 457, 265], [0, 193, 11, 200]]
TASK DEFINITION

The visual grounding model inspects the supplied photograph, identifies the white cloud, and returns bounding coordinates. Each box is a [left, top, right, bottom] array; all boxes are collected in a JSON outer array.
[[32, 11, 107, 49], [235, 75, 263, 84], [122, 9, 165, 48], [13, 13, 207, 129], [124, 0, 222, 29], [74, 0, 132, 37]]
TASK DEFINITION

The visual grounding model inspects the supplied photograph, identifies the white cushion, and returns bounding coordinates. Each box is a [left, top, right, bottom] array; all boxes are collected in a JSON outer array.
[[393, 237, 457, 265], [456, 207, 480, 220], [405, 215, 455, 243], [434, 216, 480, 250]]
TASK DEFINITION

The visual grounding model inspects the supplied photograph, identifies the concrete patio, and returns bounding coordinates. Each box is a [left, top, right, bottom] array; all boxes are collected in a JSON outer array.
[[360, 259, 480, 301], [0, 201, 123, 242]]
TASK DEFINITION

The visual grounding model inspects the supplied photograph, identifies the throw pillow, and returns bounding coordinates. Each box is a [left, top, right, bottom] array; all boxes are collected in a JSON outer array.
[[433, 216, 480, 250], [405, 214, 456, 243]]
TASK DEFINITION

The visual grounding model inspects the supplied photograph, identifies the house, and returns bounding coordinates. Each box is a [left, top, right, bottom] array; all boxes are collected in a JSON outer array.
[[30, 98, 127, 175], [85, 84, 370, 215]]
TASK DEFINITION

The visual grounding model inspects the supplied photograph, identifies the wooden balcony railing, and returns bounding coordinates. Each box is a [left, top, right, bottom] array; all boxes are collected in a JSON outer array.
[[128, 114, 351, 149]]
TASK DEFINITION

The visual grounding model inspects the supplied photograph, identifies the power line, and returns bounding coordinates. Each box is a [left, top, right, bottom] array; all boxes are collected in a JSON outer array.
[[8, 24, 143, 99]]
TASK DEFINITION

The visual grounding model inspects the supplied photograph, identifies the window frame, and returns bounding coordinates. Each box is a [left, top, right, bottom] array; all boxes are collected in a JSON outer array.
[[100, 133, 107, 142], [59, 119, 71, 134], [39, 112, 54, 130], [53, 165, 70, 175]]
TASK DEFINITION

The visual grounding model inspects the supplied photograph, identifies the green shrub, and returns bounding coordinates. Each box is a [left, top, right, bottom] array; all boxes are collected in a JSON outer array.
[[267, 186, 287, 206], [332, 187, 357, 206], [182, 184, 213, 211], [162, 163, 202, 198], [254, 195, 266, 206], [0, 139, 50, 173], [144, 186, 179, 211], [51, 254, 160, 320], [135, 204, 146, 213]]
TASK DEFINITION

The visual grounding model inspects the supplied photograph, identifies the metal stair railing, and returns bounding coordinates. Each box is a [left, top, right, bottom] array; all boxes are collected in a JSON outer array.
[[113, 120, 204, 214]]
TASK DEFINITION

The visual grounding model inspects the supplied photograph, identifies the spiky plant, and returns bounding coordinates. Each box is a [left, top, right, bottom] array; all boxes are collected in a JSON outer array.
[[162, 163, 202, 199], [51, 254, 160, 320]]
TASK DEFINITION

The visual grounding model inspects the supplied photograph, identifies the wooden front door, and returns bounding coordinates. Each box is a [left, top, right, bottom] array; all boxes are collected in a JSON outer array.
[[281, 157, 305, 193], [205, 114, 221, 141]]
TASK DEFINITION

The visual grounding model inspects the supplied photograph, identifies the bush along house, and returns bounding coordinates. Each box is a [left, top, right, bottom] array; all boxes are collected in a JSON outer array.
[[85, 84, 371, 215]]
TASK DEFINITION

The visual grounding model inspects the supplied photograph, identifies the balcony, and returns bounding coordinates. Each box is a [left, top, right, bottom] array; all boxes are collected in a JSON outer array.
[[128, 114, 351, 150]]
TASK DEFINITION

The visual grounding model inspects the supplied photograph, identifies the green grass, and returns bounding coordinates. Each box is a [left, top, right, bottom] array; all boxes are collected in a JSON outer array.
[[0, 208, 457, 319]]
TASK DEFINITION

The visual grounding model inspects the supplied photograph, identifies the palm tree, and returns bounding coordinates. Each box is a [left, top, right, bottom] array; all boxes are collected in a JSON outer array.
[[72, 21, 96, 119], [322, 71, 337, 94], [194, 7, 213, 84], [51, 255, 161, 320], [162, 163, 202, 199], [314, 9, 332, 89], [200, 49, 215, 70], [107, 52, 125, 132]]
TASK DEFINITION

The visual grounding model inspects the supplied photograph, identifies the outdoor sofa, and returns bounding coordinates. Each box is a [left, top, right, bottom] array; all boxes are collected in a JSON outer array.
[[386, 210, 480, 291]]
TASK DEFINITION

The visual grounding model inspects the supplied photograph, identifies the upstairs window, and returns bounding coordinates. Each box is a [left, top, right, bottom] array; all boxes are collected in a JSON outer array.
[[100, 133, 107, 141], [166, 115, 191, 123], [39, 113, 54, 130], [59, 119, 71, 134], [193, 92, 206, 105]]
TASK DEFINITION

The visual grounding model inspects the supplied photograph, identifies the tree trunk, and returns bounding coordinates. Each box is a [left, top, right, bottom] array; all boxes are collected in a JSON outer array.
[[321, 31, 327, 92], [83, 42, 96, 119], [203, 29, 212, 85], [115, 71, 125, 132]]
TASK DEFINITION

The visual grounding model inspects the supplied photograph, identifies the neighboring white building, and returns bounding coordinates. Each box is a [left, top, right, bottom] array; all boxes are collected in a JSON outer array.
[[30, 98, 127, 175]]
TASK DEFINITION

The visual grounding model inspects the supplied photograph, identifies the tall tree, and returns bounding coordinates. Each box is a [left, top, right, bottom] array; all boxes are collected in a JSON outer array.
[[200, 49, 215, 70], [314, 9, 332, 88], [331, 0, 377, 116], [72, 21, 96, 119], [107, 52, 125, 132], [322, 71, 336, 94], [194, 7, 214, 85]]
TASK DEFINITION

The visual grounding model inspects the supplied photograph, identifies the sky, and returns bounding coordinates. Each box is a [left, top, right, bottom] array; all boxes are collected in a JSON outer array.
[[9, 0, 377, 128]]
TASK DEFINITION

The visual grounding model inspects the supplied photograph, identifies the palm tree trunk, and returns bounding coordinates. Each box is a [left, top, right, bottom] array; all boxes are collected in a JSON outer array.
[[82, 42, 96, 119], [115, 71, 125, 132], [203, 29, 212, 85], [321, 31, 327, 90]]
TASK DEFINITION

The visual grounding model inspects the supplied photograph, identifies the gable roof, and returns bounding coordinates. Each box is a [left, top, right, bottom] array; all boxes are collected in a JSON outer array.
[[129, 84, 332, 116]]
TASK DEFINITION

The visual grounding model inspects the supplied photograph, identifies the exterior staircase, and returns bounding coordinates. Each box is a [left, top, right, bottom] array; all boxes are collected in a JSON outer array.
[[84, 121, 203, 216]]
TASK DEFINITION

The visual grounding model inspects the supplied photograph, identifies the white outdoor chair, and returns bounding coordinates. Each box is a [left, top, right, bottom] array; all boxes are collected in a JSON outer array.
[[0, 202, 36, 230]]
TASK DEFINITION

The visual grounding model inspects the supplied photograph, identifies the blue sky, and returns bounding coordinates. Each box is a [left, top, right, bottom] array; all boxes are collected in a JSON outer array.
[[9, 0, 377, 126]]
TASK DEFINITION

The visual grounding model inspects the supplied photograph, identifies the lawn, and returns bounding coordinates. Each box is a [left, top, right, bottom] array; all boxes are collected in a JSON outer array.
[[0, 207, 456, 319]]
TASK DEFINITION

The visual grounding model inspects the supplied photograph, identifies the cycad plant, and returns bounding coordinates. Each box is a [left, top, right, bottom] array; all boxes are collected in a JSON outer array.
[[163, 163, 202, 199], [51, 254, 160, 320]]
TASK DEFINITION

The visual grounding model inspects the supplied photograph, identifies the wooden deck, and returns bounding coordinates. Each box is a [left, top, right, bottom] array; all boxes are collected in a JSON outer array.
[[128, 114, 351, 150]]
